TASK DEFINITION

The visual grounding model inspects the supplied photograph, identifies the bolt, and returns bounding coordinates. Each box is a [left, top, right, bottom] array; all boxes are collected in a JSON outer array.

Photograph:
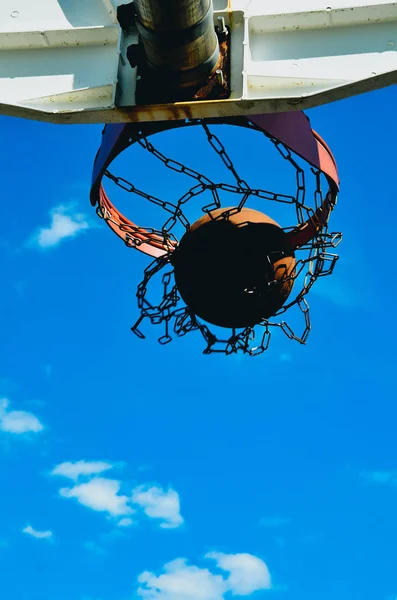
[[216, 69, 224, 86], [217, 16, 227, 35]]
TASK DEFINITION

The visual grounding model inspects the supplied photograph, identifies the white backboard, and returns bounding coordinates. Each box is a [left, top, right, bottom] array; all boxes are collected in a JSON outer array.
[[0, 0, 396, 123]]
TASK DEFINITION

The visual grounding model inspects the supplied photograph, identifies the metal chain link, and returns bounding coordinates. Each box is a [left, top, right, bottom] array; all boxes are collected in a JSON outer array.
[[102, 120, 341, 355], [201, 121, 250, 190]]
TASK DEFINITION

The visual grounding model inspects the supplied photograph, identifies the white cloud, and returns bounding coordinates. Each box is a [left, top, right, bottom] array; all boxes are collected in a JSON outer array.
[[208, 552, 271, 595], [22, 525, 53, 540], [137, 552, 271, 600], [51, 459, 183, 529], [51, 460, 114, 481], [0, 398, 43, 434], [138, 558, 225, 600], [59, 477, 134, 518], [31, 204, 90, 249], [132, 485, 184, 529]]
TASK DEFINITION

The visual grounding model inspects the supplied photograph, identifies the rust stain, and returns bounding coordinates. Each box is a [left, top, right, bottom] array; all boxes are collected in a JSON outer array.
[[129, 17, 231, 109], [193, 36, 230, 101]]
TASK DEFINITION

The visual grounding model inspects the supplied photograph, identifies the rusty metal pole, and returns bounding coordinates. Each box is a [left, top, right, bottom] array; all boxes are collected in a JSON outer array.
[[133, 0, 219, 90]]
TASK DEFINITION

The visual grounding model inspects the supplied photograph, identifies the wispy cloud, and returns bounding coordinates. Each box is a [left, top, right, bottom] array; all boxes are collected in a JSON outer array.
[[51, 460, 115, 482], [117, 517, 134, 528], [83, 528, 128, 560], [310, 250, 371, 309], [132, 485, 184, 529], [101, 529, 129, 543], [15, 280, 26, 298], [279, 353, 292, 363], [84, 541, 107, 557], [22, 525, 53, 540], [360, 470, 397, 486], [137, 552, 271, 600], [29, 204, 90, 249], [259, 516, 291, 528], [137, 464, 153, 473], [0, 398, 43, 434]]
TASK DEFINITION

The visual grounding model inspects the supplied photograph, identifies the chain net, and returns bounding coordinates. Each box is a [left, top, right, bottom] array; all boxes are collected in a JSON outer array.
[[98, 119, 342, 356]]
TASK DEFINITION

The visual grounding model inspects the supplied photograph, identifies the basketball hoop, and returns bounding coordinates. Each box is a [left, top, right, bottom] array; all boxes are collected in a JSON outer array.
[[90, 111, 341, 355]]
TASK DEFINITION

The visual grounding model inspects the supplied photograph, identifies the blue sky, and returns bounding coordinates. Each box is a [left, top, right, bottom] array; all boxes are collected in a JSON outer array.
[[1, 83, 397, 600]]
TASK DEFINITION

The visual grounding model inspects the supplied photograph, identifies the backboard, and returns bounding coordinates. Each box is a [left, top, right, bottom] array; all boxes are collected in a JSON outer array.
[[0, 0, 396, 124]]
